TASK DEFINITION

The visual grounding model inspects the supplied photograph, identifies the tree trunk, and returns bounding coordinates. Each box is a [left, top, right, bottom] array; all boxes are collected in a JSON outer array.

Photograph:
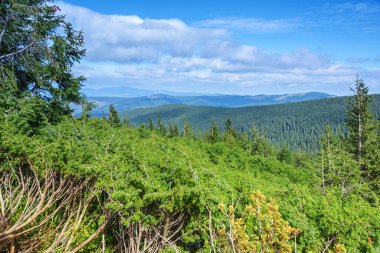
[[162, 217, 170, 247]]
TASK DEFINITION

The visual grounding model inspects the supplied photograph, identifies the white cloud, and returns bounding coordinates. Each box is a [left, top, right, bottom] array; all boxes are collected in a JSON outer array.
[[59, 2, 380, 95], [58, 2, 227, 63]]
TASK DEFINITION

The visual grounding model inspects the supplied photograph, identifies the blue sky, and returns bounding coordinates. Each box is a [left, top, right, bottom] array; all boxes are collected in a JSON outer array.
[[59, 0, 380, 95]]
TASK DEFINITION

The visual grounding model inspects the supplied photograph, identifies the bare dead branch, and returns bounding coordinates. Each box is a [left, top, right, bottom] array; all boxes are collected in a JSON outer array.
[[0, 158, 107, 253]]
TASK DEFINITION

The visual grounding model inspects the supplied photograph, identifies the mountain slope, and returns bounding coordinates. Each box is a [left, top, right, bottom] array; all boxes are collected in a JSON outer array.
[[87, 92, 334, 116], [121, 95, 380, 152]]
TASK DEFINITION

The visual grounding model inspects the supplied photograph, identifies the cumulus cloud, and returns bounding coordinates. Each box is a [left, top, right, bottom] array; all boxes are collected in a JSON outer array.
[[58, 2, 380, 95], [58, 2, 227, 63]]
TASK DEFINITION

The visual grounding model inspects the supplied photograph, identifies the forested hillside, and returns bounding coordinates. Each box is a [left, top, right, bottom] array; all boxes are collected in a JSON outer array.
[[123, 95, 380, 152]]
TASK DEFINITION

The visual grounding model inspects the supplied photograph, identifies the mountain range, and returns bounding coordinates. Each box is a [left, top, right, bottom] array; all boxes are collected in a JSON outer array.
[[85, 92, 334, 116], [82, 86, 210, 97]]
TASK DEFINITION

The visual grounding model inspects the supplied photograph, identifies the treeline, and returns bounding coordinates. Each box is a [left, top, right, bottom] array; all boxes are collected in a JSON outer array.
[[133, 112, 297, 164], [123, 95, 380, 152]]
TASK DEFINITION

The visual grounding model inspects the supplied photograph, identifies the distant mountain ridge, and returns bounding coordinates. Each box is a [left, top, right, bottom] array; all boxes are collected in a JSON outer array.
[[82, 86, 212, 97], [86, 92, 334, 116], [121, 94, 380, 152]]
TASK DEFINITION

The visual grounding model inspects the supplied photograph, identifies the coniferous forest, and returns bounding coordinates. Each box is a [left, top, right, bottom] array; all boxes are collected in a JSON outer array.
[[122, 95, 380, 153], [1, 1, 380, 253]]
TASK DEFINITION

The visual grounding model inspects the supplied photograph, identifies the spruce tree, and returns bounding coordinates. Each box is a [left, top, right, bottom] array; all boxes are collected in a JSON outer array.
[[278, 144, 292, 163], [183, 119, 193, 138], [346, 78, 377, 178], [225, 117, 235, 137], [156, 113, 166, 134], [168, 123, 179, 137], [224, 116, 236, 144], [205, 119, 219, 143], [173, 124, 179, 137], [0, 0, 88, 125], [109, 104, 120, 127], [148, 117, 154, 130], [249, 124, 271, 157]]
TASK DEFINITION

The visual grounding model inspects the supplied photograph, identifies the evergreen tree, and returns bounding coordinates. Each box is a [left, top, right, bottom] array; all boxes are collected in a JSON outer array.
[[168, 123, 179, 137], [0, 0, 88, 125], [249, 124, 272, 157], [183, 119, 193, 138], [156, 113, 166, 134], [148, 117, 154, 130], [205, 119, 219, 143], [346, 78, 378, 182], [224, 116, 236, 144], [173, 124, 179, 137], [109, 104, 120, 127], [278, 144, 292, 163], [224, 117, 235, 137]]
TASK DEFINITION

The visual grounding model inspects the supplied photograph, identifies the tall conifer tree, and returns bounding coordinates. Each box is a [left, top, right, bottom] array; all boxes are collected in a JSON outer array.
[[345, 78, 380, 201], [346, 78, 377, 177]]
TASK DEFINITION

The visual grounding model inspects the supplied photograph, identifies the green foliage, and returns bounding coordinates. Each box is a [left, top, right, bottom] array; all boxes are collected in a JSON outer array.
[[277, 144, 292, 163], [0, 0, 88, 127], [204, 119, 220, 143], [345, 78, 379, 197], [182, 118, 193, 138], [157, 113, 166, 134], [148, 117, 154, 130], [168, 122, 179, 137], [316, 80, 380, 202], [249, 124, 273, 158], [346, 79, 377, 163], [223, 117, 237, 145], [109, 104, 121, 127], [319, 126, 359, 196], [1, 116, 379, 252], [123, 95, 380, 152]]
